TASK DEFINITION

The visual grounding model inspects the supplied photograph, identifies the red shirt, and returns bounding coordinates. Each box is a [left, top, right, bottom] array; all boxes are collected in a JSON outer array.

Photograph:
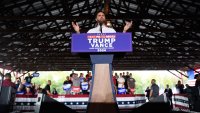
[[2, 79, 16, 88], [112, 76, 117, 85]]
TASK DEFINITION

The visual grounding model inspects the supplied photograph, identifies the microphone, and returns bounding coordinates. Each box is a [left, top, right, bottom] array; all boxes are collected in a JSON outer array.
[[99, 23, 102, 33]]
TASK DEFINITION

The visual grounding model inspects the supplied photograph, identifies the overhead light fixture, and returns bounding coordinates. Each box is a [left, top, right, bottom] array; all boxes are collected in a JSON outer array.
[[0, 61, 3, 63]]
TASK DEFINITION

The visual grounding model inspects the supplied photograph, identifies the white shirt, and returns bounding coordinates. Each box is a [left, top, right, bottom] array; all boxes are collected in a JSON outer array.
[[117, 77, 125, 88], [87, 25, 116, 33]]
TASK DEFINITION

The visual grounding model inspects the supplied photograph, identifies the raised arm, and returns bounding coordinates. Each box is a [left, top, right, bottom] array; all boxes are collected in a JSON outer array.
[[72, 22, 80, 33], [123, 21, 133, 33]]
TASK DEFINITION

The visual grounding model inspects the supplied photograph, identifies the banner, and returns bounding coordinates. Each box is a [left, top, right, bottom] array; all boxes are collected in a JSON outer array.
[[71, 33, 132, 52]]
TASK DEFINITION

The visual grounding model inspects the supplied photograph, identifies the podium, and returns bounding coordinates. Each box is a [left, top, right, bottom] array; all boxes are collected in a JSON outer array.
[[72, 33, 132, 113]]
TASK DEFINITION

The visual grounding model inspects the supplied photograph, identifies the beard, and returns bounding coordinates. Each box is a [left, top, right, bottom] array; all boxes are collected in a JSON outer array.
[[97, 18, 106, 24]]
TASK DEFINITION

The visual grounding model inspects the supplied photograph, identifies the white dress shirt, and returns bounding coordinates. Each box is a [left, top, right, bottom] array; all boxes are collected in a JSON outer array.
[[87, 25, 116, 33]]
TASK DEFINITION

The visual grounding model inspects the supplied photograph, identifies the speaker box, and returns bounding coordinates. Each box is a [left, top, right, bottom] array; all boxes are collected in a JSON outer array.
[[35, 94, 77, 113]]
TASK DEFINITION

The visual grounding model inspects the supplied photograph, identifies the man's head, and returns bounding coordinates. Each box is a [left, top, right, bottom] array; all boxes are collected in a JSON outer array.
[[178, 80, 181, 84], [5, 73, 11, 79], [119, 73, 122, 77], [48, 80, 51, 85], [80, 73, 83, 77], [95, 11, 106, 24], [66, 76, 70, 80], [126, 72, 129, 75], [28, 73, 31, 76], [129, 73, 132, 77], [151, 79, 156, 84]]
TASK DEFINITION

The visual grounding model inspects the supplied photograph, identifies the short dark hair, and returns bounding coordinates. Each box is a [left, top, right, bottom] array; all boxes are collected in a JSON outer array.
[[5, 73, 11, 78], [95, 10, 105, 18]]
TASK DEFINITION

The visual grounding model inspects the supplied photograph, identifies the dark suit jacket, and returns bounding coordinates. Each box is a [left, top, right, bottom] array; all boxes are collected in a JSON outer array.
[[164, 88, 173, 98]]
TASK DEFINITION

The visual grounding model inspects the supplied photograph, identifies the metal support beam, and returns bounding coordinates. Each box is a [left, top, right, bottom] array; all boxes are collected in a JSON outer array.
[[167, 70, 181, 79], [0, 15, 199, 20], [176, 70, 188, 78]]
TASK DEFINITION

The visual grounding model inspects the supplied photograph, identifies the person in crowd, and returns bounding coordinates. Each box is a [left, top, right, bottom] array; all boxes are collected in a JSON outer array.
[[2, 73, 15, 88], [85, 72, 92, 82], [114, 73, 119, 89], [72, 11, 132, 33], [117, 73, 126, 94], [127, 73, 136, 95], [192, 78, 200, 112], [194, 73, 200, 79], [112, 74, 117, 94], [15, 77, 21, 89], [30, 83, 36, 95], [81, 78, 89, 94], [175, 80, 184, 94], [24, 73, 33, 87], [35, 84, 42, 95], [16, 81, 26, 94], [123, 72, 129, 91], [43, 80, 52, 95], [71, 73, 81, 94], [25, 87, 33, 96], [122, 72, 125, 77], [88, 72, 92, 82], [63, 76, 72, 95], [79, 73, 85, 83], [69, 73, 74, 81], [149, 79, 159, 101], [52, 88, 58, 95], [145, 86, 150, 100], [164, 84, 173, 109], [117, 73, 125, 89], [184, 84, 193, 110]]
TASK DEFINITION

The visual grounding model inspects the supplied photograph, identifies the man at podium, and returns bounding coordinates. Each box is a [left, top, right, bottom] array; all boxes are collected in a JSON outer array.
[[72, 11, 132, 33], [71, 11, 133, 113]]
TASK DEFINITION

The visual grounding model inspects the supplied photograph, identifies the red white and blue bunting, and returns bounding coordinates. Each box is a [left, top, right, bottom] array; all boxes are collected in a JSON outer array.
[[14, 94, 189, 112]]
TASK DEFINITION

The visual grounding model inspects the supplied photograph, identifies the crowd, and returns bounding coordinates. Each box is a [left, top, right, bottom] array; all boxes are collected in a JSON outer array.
[[144, 74, 200, 111], [0, 71, 136, 95], [62, 72, 136, 95], [1, 71, 200, 111]]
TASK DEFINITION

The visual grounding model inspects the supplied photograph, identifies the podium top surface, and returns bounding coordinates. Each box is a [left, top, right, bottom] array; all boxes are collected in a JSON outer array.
[[71, 33, 132, 53]]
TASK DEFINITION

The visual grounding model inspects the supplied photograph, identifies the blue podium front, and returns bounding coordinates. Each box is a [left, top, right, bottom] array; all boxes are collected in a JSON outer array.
[[71, 33, 132, 113]]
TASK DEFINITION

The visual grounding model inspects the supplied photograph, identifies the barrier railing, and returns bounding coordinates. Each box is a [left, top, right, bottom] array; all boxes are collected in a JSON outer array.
[[13, 94, 190, 112], [173, 94, 189, 111], [14, 94, 145, 112]]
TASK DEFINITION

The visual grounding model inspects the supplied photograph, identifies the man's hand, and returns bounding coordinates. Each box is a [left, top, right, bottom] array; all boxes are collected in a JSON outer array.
[[123, 21, 133, 33], [72, 22, 80, 33]]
